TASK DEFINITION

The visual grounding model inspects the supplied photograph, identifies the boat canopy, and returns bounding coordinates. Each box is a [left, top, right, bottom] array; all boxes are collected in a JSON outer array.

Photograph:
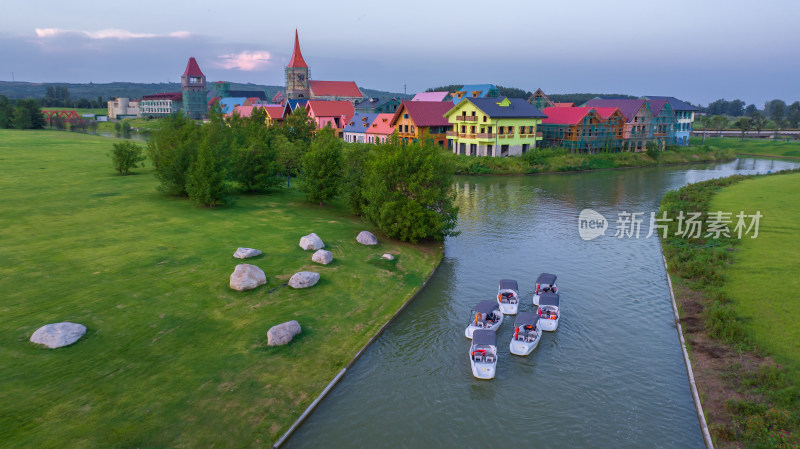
[[498, 279, 519, 292], [474, 300, 500, 314], [536, 273, 557, 285], [514, 312, 540, 327], [472, 329, 497, 346], [539, 292, 560, 307]]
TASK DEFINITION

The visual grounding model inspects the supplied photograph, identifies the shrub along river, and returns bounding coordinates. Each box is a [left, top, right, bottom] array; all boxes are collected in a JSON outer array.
[[284, 158, 800, 448]]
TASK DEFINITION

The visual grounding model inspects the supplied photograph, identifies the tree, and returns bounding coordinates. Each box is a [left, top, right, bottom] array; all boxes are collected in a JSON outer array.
[[110, 141, 146, 175], [734, 117, 751, 141], [186, 137, 228, 206], [0, 95, 14, 128], [362, 137, 459, 242], [282, 106, 316, 144], [727, 99, 745, 117], [231, 141, 280, 192], [13, 99, 45, 130], [765, 99, 786, 124], [698, 115, 713, 144], [121, 121, 131, 138], [745, 104, 758, 117], [786, 101, 800, 129], [751, 111, 767, 137], [148, 114, 202, 195], [275, 134, 303, 188], [341, 143, 372, 215], [300, 128, 343, 205], [712, 115, 729, 137]]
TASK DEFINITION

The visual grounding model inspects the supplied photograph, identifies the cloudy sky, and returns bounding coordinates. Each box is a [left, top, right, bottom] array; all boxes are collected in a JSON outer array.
[[2, 0, 798, 106]]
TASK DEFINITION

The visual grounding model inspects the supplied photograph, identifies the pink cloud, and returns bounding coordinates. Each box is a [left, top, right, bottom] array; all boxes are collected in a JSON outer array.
[[215, 51, 272, 71]]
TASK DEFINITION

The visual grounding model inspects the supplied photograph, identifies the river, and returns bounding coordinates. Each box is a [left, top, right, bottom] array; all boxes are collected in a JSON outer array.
[[283, 158, 799, 448]]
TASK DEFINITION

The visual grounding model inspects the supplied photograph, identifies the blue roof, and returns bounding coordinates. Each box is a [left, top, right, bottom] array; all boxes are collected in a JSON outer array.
[[460, 97, 547, 119], [343, 112, 378, 134], [286, 99, 308, 110], [219, 97, 247, 114], [644, 96, 699, 112], [454, 84, 496, 104]]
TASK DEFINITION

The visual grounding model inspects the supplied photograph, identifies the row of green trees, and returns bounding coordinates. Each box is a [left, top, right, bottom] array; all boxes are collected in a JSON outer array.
[[697, 111, 795, 143], [146, 106, 458, 242], [0, 96, 47, 129]]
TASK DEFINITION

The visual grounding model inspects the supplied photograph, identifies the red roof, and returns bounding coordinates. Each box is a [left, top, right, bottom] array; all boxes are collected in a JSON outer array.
[[648, 99, 669, 117], [287, 29, 308, 68], [554, 102, 574, 107], [306, 100, 355, 123], [208, 96, 221, 106], [142, 92, 183, 101], [390, 101, 454, 127], [310, 80, 363, 98], [264, 106, 285, 120], [593, 107, 622, 119], [366, 113, 396, 136], [541, 107, 592, 125], [183, 57, 204, 77]]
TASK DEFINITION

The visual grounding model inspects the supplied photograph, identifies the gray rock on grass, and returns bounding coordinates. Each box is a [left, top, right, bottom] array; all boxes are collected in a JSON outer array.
[[230, 264, 266, 291], [30, 322, 86, 348], [267, 320, 302, 346], [299, 233, 325, 251], [357, 231, 378, 245], [381, 253, 395, 260], [312, 249, 333, 265], [288, 271, 320, 289], [233, 247, 262, 259]]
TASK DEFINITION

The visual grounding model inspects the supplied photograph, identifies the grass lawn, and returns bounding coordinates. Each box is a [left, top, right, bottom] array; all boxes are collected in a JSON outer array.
[[712, 173, 800, 380], [0, 129, 441, 447], [691, 136, 800, 159]]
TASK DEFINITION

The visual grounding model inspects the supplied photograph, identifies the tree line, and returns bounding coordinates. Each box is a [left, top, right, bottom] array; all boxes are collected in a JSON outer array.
[[143, 105, 459, 242], [0, 95, 46, 129]]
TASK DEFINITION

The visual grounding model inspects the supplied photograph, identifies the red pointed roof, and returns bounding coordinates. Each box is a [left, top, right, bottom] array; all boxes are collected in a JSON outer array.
[[541, 107, 592, 125], [287, 29, 308, 68], [183, 57, 204, 77], [390, 101, 454, 127]]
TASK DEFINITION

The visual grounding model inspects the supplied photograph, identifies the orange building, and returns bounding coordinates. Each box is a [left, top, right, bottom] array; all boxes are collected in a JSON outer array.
[[389, 101, 454, 148]]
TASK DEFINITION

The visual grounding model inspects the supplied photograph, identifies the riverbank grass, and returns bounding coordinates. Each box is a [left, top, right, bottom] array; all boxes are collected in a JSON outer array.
[[453, 144, 733, 175], [660, 170, 800, 447], [0, 129, 441, 447], [692, 136, 800, 160]]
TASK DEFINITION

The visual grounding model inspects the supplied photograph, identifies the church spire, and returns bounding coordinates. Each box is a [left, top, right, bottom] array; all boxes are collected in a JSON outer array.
[[287, 29, 308, 68]]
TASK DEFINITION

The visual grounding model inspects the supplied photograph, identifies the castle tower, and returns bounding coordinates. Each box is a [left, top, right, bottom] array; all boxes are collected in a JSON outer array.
[[285, 30, 311, 100], [181, 57, 207, 119]]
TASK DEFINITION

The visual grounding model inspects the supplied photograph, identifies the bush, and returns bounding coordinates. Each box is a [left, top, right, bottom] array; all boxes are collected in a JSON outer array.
[[645, 141, 659, 159], [110, 141, 146, 175], [362, 138, 458, 242]]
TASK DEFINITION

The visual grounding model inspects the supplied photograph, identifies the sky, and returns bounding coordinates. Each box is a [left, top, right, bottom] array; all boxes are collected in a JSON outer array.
[[1, 0, 799, 106]]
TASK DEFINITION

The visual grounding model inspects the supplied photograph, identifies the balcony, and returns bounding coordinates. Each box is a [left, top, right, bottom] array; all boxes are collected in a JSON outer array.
[[445, 131, 456, 137], [456, 115, 477, 122], [476, 133, 495, 139]]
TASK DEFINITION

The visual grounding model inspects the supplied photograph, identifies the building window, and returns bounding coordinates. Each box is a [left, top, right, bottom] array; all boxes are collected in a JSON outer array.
[[487, 145, 493, 156], [404, 113, 409, 119], [483, 116, 487, 122]]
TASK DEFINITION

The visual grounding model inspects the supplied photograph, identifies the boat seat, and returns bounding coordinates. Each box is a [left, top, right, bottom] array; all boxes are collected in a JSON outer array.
[[485, 355, 495, 363]]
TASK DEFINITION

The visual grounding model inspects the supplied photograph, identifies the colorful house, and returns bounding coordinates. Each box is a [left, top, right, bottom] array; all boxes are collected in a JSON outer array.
[[355, 97, 401, 114], [528, 88, 555, 110], [411, 91, 450, 102], [648, 99, 677, 148], [225, 105, 285, 126], [584, 99, 655, 152], [389, 101, 454, 147], [343, 112, 378, 143], [444, 97, 547, 157], [305, 100, 355, 135], [540, 107, 625, 153], [365, 113, 396, 144], [645, 96, 697, 146], [451, 84, 499, 104]]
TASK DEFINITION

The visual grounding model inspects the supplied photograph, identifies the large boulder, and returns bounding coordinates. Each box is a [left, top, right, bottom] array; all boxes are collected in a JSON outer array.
[[357, 231, 378, 246], [288, 271, 320, 289], [267, 320, 302, 346], [230, 264, 266, 291], [299, 233, 325, 251], [233, 247, 262, 259], [30, 322, 86, 348], [312, 249, 333, 265]]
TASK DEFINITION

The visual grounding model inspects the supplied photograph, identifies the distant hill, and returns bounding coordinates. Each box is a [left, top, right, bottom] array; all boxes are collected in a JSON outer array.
[[0, 81, 406, 102]]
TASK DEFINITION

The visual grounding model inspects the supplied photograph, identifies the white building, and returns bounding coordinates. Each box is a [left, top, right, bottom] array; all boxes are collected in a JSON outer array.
[[107, 98, 139, 119]]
